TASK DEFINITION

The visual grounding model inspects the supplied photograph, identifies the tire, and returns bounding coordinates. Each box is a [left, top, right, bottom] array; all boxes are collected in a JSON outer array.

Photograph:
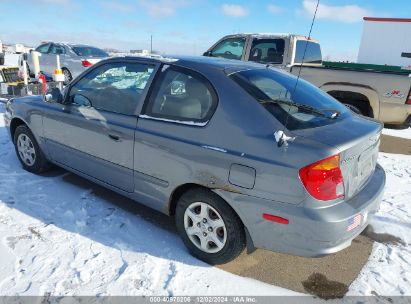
[[0, 56, 4, 66], [343, 103, 362, 115], [13, 125, 50, 174], [175, 188, 245, 264], [62, 68, 72, 85]]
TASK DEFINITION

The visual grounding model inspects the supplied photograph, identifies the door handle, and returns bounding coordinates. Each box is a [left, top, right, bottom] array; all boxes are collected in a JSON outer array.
[[108, 134, 120, 141]]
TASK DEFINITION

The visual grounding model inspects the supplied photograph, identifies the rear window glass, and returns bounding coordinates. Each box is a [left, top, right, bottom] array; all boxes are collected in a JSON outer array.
[[294, 40, 322, 64], [71, 46, 108, 58], [230, 68, 350, 130]]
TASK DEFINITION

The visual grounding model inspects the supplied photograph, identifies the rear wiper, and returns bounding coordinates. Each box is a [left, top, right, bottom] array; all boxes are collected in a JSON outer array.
[[258, 98, 340, 119]]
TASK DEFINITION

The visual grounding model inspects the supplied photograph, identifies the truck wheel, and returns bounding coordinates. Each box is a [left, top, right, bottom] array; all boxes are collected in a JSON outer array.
[[13, 125, 50, 174], [175, 188, 245, 264], [344, 103, 362, 115], [62, 68, 72, 85], [0, 56, 4, 66]]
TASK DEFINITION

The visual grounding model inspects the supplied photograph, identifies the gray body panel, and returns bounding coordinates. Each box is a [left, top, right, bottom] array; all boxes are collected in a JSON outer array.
[[5, 55, 386, 257]]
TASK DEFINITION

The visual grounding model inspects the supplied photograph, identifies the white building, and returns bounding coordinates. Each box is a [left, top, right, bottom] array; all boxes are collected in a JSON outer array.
[[357, 17, 411, 67]]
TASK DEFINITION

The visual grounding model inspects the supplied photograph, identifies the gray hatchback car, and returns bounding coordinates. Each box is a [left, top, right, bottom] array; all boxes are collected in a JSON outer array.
[[5, 55, 385, 264]]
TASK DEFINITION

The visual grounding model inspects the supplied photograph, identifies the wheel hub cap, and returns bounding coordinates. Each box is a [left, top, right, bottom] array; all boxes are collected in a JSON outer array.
[[17, 134, 36, 166], [184, 202, 227, 254]]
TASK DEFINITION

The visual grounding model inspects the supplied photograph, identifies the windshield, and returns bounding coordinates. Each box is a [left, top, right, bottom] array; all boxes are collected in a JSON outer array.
[[230, 68, 350, 130], [71, 46, 108, 58]]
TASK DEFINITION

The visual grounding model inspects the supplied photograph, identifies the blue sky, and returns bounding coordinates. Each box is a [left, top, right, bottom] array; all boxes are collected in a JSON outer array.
[[1, 0, 410, 61]]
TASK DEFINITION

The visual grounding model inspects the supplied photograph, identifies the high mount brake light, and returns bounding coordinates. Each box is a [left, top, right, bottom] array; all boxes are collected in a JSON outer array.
[[299, 154, 345, 201]]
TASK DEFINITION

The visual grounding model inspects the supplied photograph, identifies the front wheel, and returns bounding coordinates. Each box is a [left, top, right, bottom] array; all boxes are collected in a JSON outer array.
[[14, 125, 50, 174], [175, 188, 245, 264]]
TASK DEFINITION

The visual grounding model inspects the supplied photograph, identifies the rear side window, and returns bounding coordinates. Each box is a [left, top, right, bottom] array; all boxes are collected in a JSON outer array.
[[249, 39, 285, 64], [71, 46, 108, 58], [294, 40, 322, 64], [144, 65, 217, 123], [230, 68, 349, 130], [69, 62, 155, 115], [210, 37, 245, 60], [50, 44, 66, 55]]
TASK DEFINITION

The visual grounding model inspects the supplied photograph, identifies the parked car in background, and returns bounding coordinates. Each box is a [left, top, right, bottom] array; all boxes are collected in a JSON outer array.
[[5, 56, 385, 264], [205, 33, 411, 127], [23, 42, 109, 84]]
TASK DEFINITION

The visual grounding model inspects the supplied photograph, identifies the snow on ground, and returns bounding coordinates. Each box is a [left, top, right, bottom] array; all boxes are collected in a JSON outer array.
[[382, 127, 411, 140], [0, 103, 298, 296], [349, 152, 411, 296], [0, 101, 410, 297]]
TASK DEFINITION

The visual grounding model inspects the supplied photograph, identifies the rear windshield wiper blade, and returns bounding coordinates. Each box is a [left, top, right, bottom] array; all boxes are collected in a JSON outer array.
[[258, 98, 340, 119]]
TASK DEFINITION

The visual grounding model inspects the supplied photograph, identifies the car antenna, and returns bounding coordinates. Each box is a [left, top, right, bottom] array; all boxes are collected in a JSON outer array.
[[275, 0, 320, 147]]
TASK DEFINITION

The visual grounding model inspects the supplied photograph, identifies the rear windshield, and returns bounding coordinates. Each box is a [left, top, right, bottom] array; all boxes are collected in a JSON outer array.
[[230, 68, 350, 130], [294, 40, 322, 64], [71, 46, 108, 58]]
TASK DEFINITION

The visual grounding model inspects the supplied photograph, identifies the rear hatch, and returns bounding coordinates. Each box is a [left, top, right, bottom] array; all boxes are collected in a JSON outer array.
[[292, 115, 382, 200]]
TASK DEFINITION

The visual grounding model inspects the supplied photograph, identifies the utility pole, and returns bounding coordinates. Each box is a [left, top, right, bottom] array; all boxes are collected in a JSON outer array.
[[150, 35, 153, 53]]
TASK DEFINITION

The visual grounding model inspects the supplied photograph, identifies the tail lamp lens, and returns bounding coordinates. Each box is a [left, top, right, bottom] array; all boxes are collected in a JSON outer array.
[[299, 154, 345, 201], [81, 60, 93, 67]]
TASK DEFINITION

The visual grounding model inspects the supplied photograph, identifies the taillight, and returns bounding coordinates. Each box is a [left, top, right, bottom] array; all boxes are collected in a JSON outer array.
[[299, 154, 344, 201], [406, 89, 411, 104], [81, 60, 93, 67]]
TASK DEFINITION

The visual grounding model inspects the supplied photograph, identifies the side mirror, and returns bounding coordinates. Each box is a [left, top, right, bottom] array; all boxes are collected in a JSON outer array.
[[203, 51, 211, 57], [23, 53, 28, 61], [44, 87, 63, 103]]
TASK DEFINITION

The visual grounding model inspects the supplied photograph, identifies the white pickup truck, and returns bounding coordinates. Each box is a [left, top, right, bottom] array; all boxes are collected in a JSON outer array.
[[204, 33, 411, 127]]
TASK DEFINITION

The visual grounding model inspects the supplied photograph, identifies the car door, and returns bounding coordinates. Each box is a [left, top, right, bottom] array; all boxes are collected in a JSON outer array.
[[33, 43, 52, 74], [206, 36, 246, 60], [42, 60, 157, 192], [48, 43, 67, 73]]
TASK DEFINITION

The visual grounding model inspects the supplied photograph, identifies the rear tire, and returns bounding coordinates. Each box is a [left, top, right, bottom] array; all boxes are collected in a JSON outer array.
[[13, 125, 50, 174], [62, 68, 72, 85], [175, 188, 245, 264]]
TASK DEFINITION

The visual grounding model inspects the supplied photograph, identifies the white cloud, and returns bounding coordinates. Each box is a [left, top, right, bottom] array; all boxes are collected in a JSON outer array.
[[138, 0, 190, 17], [302, 0, 370, 23], [222, 4, 248, 17], [267, 4, 283, 14]]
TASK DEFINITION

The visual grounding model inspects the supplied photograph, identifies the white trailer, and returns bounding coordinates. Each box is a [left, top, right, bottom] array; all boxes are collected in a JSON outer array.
[[357, 17, 411, 67]]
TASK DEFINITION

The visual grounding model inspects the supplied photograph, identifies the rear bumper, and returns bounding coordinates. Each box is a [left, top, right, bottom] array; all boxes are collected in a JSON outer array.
[[217, 164, 386, 257]]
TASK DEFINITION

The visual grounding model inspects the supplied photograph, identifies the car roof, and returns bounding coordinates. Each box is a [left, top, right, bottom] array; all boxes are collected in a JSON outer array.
[[105, 55, 267, 74]]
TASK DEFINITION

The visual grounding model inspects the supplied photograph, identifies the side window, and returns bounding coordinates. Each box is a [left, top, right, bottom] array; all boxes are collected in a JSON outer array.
[[35, 43, 51, 54], [294, 41, 322, 64], [210, 38, 245, 60], [69, 62, 155, 115], [50, 44, 66, 55], [249, 39, 285, 64], [144, 66, 217, 123]]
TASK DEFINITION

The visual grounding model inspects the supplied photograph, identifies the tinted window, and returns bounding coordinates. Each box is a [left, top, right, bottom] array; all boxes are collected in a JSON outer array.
[[210, 38, 245, 60], [50, 44, 66, 55], [144, 65, 217, 123], [294, 40, 322, 64], [249, 39, 285, 64], [35, 44, 50, 54], [69, 62, 154, 115], [71, 46, 108, 58], [230, 68, 349, 130]]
